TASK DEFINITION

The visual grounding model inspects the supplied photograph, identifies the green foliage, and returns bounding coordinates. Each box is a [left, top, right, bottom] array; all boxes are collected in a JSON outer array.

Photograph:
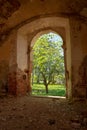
[[32, 33, 65, 89]]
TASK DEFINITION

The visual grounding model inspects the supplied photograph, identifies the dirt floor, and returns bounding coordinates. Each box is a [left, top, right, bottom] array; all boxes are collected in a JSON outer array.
[[0, 95, 87, 130]]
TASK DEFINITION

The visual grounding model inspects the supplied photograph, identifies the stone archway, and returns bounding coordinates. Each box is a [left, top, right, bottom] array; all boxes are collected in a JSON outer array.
[[8, 16, 72, 99]]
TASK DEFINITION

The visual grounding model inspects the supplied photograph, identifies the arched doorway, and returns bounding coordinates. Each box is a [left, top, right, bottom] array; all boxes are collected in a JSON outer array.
[[30, 32, 66, 97], [16, 16, 71, 99]]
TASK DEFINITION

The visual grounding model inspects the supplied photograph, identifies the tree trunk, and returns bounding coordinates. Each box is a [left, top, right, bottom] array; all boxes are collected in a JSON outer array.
[[45, 84, 48, 94], [41, 72, 49, 94], [37, 73, 40, 84]]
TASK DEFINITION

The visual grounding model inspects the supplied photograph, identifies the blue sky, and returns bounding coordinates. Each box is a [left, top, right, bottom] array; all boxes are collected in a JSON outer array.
[[49, 32, 63, 42]]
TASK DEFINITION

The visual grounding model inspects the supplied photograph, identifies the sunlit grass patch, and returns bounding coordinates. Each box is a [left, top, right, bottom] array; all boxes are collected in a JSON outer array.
[[32, 84, 66, 97]]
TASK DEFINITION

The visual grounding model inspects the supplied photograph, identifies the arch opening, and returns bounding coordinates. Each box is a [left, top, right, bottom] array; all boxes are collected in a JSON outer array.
[[30, 32, 66, 97]]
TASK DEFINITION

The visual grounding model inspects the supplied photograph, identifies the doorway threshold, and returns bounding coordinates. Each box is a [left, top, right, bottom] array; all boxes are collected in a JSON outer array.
[[31, 95, 66, 99]]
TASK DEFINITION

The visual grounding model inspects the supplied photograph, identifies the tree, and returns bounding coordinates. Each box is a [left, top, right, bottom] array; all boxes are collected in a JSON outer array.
[[33, 33, 65, 93]]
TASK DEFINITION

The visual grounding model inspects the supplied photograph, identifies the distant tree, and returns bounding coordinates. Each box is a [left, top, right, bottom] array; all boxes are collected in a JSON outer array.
[[33, 33, 65, 93]]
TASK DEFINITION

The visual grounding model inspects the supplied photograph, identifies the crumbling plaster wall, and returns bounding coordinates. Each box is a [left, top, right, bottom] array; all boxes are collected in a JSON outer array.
[[17, 33, 28, 70], [8, 31, 28, 95], [0, 32, 15, 93], [0, 30, 28, 95], [70, 18, 87, 98]]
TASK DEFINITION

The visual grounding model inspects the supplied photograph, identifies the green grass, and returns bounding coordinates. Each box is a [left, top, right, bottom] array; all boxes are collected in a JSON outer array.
[[32, 84, 66, 97]]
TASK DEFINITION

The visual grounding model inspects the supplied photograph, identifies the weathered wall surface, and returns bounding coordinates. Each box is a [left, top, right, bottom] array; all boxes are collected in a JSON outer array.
[[17, 34, 28, 71], [8, 31, 29, 95], [0, 30, 28, 95], [0, 33, 12, 94], [70, 18, 87, 98]]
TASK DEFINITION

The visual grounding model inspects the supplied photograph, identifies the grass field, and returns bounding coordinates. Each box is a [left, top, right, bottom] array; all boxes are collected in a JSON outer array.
[[32, 84, 66, 97]]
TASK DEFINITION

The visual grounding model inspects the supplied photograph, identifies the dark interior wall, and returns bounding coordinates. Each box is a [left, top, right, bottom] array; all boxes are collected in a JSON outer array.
[[70, 18, 87, 98]]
